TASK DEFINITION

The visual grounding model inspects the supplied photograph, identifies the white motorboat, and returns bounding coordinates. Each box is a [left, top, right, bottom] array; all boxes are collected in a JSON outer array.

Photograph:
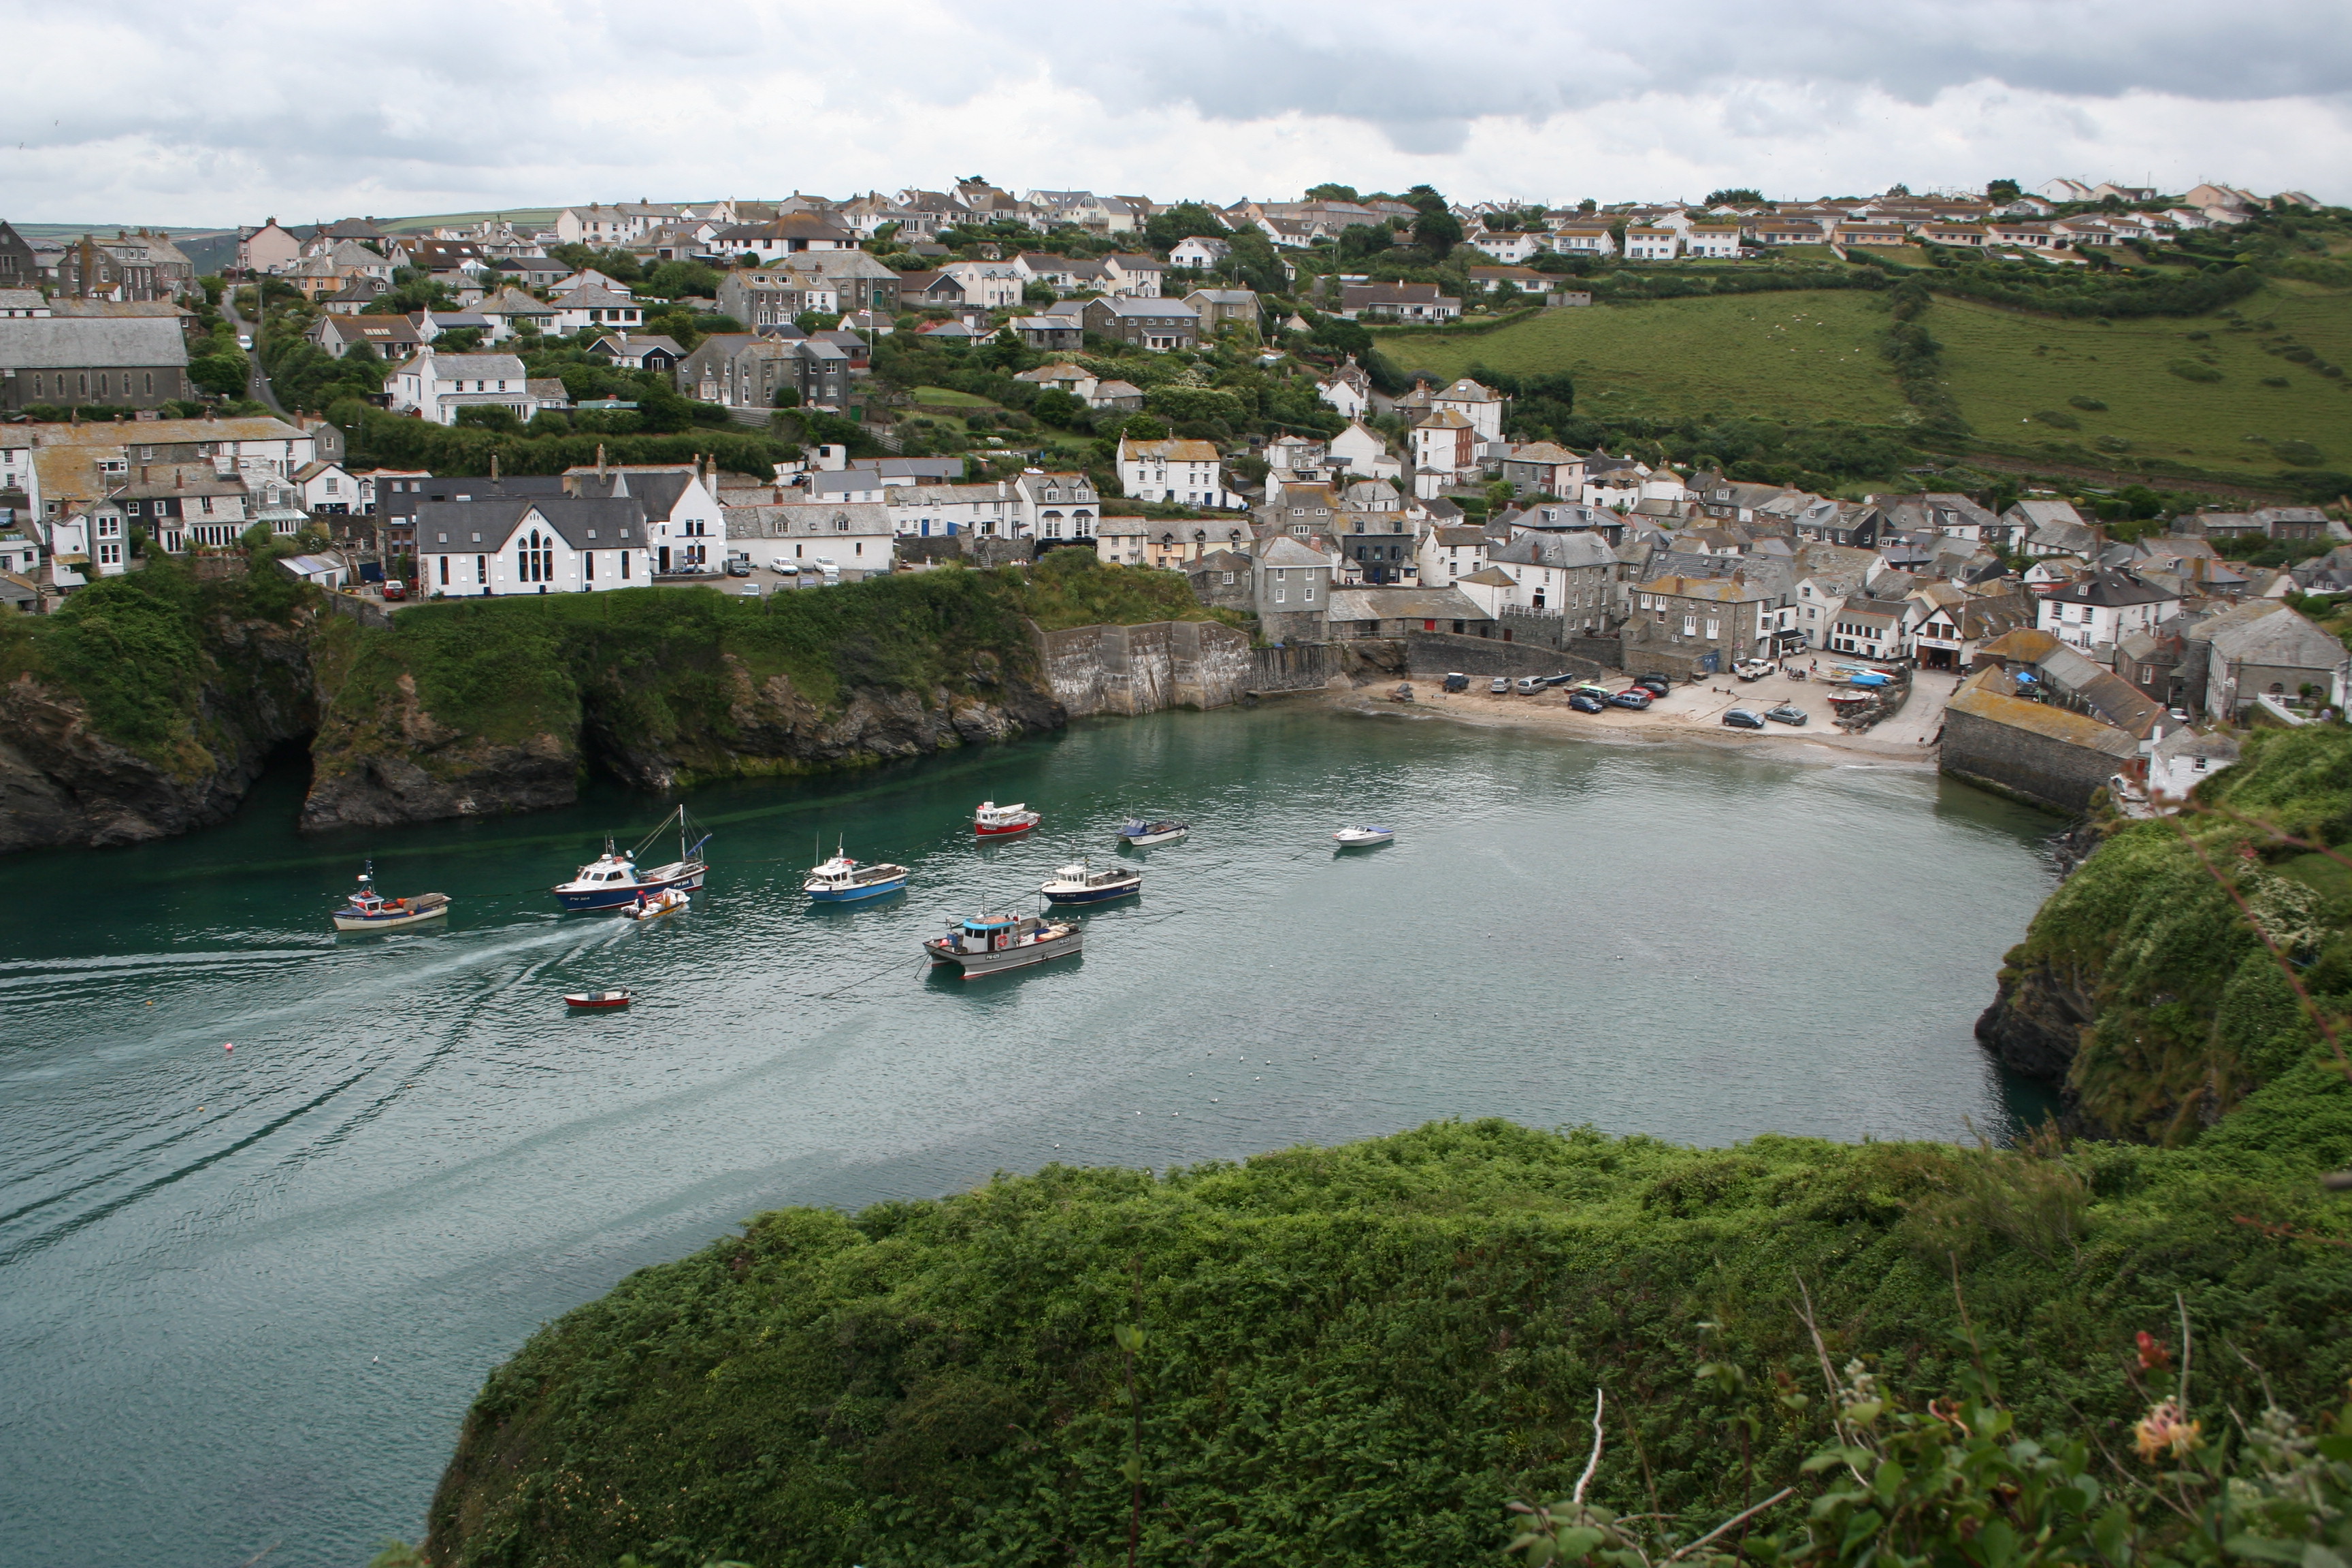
[[330, 863, 450, 932], [1332, 825, 1395, 847], [804, 847, 909, 902], [1039, 860, 1142, 904], [1115, 818, 1189, 847], [623, 887, 689, 921], [924, 912, 1082, 977]]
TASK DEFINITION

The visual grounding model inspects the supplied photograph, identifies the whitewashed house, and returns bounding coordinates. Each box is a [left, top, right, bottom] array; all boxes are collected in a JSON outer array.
[[563, 466, 728, 576], [389, 350, 549, 425], [549, 284, 644, 336], [295, 460, 360, 514], [1169, 236, 1230, 270], [1328, 419, 1397, 479], [416, 497, 649, 597], [720, 500, 894, 579], [1118, 438, 1235, 508], [1013, 470, 1099, 540]]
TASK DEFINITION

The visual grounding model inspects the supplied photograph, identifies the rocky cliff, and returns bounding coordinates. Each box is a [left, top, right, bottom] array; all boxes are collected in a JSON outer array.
[[0, 565, 317, 853], [0, 550, 1226, 851]]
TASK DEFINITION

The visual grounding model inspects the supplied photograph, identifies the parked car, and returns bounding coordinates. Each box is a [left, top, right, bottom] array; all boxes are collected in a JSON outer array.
[[815, 557, 841, 583], [1514, 675, 1547, 695], [1569, 691, 1607, 713], [724, 558, 751, 576], [1490, 676, 1511, 693], [768, 557, 799, 574], [1610, 688, 1654, 710], [1722, 707, 1765, 730], [1633, 672, 1673, 693], [1442, 672, 1469, 692], [379, 579, 406, 602], [1765, 704, 1809, 726], [1572, 684, 1618, 706], [1733, 658, 1775, 681]]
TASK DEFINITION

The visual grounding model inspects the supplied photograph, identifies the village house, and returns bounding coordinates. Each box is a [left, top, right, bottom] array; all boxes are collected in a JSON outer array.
[[1486, 532, 1618, 632], [1624, 570, 1779, 674], [1824, 597, 1918, 662], [1323, 585, 1496, 640], [388, 348, 551, 425], [548, 284, 644, 337], [1316, 356, 1371, 419], [2034, 568, 2181, 657], [2204, 609, 2351, 719], [1118, 438, 1229, 508], [2010, 499, 2102, 558], [560, 463, 728, 576], [0, 316, 192, 411], [1185, 548, 1254, 612], [1184, 288, 1260, 339], [1169, 235, 1231, 270], [1337, 282, 1460, 322], [1255, 536, 1333, 642], [723, 500, 894, 578], [1080, 297, 1199, 350], [416, 496, 650, 597], [1418, 525, 1490, 589], [310, 312, 422, 361], [1012, 470, 1099, 541]]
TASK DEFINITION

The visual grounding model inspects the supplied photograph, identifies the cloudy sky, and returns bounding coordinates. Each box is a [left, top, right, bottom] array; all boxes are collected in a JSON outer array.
[[2, 0, 2343, 227]]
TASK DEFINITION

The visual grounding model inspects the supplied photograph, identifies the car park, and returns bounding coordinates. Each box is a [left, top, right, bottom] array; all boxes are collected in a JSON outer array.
[[1442, 672, 1469, 692], [1568, 691, 1607, 713], [1514, 675, 1547, 695], [1610, 688, 1654, 710], [1490, 677, 1511, 693], [1722, 708, 1765, 730], [1765, 704, 1809, 726]]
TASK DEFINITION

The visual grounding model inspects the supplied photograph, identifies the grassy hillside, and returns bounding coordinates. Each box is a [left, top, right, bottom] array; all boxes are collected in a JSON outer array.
[[1936, 284, 2352, 475], [1993, 725, 2352, 1143], [1373, 282, 2352, 482], [1376, 293, 1910, 427], [425, 1083, 2352, 1567]]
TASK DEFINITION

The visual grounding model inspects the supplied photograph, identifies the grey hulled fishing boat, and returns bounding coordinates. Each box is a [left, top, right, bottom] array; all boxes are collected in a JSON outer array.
[[924, 912, 1082, 977]]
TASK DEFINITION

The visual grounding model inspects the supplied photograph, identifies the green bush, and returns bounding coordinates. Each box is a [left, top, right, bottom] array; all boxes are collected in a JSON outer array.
[[2168, 361, 2225, 383], [2067, 395, 2108, 411], [2034, 408, 2081, 429]]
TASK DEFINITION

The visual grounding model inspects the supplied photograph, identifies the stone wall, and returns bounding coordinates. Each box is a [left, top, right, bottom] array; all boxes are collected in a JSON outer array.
[[1402, 632, 1612, 683], [1036, 619, 1257, 716], [1941, 708, 2124, 813], [1251, 642, 1341, 696]]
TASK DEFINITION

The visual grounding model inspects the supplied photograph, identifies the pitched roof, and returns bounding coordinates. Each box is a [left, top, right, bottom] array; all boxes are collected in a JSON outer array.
[[0, 316, 189, 369], [413, 496, 648, 552], [1947, 672, 2140, 757], [1122, 438, 1220, 462], [2209, 610, 2347, 669], [1260, 536, 1331, 568]]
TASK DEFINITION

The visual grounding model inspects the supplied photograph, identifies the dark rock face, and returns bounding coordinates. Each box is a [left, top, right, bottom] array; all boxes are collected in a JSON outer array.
[[0, 616, 316, 853], [1973, 958, 2097, 1081]]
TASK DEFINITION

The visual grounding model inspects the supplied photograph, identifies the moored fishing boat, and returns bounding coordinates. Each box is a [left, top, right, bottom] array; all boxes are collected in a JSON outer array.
[[331, 864, 451, 932], [564, 989, 634, 1010], [804, 849, 911, 903], [924, 912, 1082, 977], [1332, 825, 1395, 847], [1039, 860, 1142, 904], [974, 800, 1041, 838], [1115, 818, 1188, 847], [553, 806, 712, 911]]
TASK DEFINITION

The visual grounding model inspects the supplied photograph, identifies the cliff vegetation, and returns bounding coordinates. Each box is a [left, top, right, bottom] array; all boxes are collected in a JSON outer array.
[[421, 1083, 2352, 1568], [1978, 725, 2352, 1141]]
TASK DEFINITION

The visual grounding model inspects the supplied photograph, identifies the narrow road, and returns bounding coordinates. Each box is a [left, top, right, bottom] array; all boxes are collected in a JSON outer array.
[[219, 288, 291, 418]]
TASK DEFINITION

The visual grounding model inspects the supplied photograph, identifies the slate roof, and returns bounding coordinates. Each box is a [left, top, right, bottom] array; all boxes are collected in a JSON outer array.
[[2043, 568, 2179, 609], [1947, 671, 2140, 757], [0, 316, 189, 369], [1324, 586, 1488, 623], [1491, 532, 1616, 570], [2209, 610, 2348, 670], [1260, 536, 1331, 568], [413, 497, 648, 552]]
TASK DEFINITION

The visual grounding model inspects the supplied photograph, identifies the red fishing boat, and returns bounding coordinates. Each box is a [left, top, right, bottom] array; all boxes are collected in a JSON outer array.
[[974, 800, 1041, 837], [564, 989, 634, 1010]]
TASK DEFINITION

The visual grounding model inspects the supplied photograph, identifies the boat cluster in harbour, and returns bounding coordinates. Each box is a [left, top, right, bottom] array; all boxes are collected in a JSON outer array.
[[331, 796, 1399, 995]]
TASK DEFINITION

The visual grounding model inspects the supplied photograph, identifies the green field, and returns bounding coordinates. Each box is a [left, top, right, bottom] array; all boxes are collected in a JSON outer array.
[[1375, 282, 2352, 480], [1376, 291, 1910, 425], [1933, 284, 2352, 474]]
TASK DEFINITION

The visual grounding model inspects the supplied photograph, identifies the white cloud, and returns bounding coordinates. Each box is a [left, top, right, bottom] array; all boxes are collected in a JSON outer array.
[[0, 0, 2341, 225]]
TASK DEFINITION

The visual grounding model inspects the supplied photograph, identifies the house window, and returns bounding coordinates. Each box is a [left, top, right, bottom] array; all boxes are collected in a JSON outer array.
[[440, 556, 450, 585], [1682, 615, 1697, 636], [476, 555, 487, 585], [620, 552, 630, 579]]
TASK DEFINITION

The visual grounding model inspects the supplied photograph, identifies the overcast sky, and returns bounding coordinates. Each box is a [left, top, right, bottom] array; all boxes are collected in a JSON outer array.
[[1, 0, 2343, 228]]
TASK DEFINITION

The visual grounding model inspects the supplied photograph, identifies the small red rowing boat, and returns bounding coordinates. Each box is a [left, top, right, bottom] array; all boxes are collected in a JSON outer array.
[[564, 989, 634, 1010], [975, 800, 1041, 837]]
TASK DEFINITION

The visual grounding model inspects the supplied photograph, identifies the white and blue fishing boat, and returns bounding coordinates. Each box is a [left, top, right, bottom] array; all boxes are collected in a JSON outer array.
[[1039, 859, 1142, 904], [804, 845, 910, 903], [552, 806, 712, 912], [1115, 818, 1188, 847], [331, 862, 450, 932]]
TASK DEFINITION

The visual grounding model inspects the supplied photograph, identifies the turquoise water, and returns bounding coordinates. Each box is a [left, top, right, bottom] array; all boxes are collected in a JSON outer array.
[[0, 705, 2062, 1567]]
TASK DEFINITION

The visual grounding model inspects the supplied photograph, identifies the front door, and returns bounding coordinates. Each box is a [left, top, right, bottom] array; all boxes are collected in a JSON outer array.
[[659, 546, 670, 574]]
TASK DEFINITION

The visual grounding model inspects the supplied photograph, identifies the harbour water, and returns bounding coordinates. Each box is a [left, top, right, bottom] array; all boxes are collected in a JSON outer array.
[[0, 704, 2063, 1567]]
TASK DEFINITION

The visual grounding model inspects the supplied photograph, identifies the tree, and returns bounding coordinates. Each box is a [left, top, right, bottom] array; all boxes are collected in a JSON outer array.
[[1337, 224, 1392, 261], [1031, 388, 1081, 426], [1413, 208, 1464, 254], [1705, 188, 1763, 206], [1143, 202, 1233, 255], [188, 353, 248, 397], [1305, 183, 1360, 202], [1987, 178, 2023, 203]]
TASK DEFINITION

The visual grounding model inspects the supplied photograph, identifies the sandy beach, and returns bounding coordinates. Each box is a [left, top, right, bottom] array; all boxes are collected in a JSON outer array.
[[1329, 664, 1965, 768]]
